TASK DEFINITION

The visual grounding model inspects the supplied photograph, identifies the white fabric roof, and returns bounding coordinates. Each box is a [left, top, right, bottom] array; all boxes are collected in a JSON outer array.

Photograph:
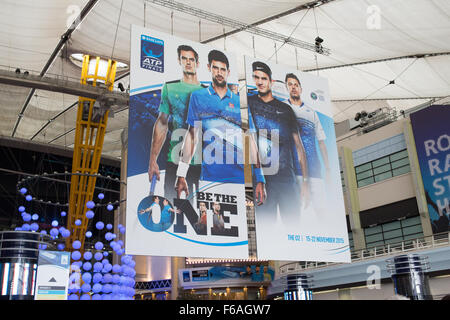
[[0, 0, 449, 158]]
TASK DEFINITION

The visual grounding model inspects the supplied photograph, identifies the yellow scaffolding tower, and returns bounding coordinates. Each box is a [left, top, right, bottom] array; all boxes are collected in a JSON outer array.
[[66, 55, 117, 251]]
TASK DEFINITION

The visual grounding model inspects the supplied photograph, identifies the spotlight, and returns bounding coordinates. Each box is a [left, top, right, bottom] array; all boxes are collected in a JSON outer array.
[[315, 37, 324, 54], [118, 82, 125, 92], [361, 111, 368, 118], [24, 71, 29, 76], [354, 112, 361, 121], [15, 68, 21, 74]]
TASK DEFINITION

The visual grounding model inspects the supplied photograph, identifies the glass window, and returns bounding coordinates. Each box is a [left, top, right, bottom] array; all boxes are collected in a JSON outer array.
[[355, 163, 372, 174], [366, 241, 385, 248], [382, 221, 401, 231], [374, 171, 393, 182], [384, 229, 403, 239], [358, 177, 374, 187], [393, 165, 410, 176], [390, 150, 409, 162], [402, 225, 423, 236], [373, 163, 391, 175], [366, 233, 383, 243], [391, 157, 410, 169], [403, 233, 423, 241], [355, 149, 410, 188], [401, 216, 421, 227], [364, 225, 382, 235], [357, 170, 374, 180], [372, 156, 390, 168], [385, 237, 404, 245]]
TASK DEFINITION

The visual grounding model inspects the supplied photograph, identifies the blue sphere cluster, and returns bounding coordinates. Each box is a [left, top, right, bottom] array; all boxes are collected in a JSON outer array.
[[16, 192, 134, 300]]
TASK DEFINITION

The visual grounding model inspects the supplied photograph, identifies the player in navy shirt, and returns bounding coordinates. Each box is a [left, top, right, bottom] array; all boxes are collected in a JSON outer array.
[[175, 50, 266, 205], [248, 61, 310, 225]]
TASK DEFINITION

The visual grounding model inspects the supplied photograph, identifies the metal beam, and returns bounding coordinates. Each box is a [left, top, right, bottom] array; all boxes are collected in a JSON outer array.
[[145, 0, 330, 55], [202, 0, 336, 44], [11, 0, 99, 137], [29, 71, 130, 141], [304, 52, 450, 72], [0, 69, 127, 101]]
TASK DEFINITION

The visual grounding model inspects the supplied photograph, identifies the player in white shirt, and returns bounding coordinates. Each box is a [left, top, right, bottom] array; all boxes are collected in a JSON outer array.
[[284, 73, 330, 215]]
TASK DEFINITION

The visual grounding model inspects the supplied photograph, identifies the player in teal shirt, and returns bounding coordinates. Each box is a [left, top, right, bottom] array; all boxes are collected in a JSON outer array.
[[148, 45, 204, 203]]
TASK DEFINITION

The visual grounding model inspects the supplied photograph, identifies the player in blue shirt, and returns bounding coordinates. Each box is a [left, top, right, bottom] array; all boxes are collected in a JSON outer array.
[[175, 50, 266, 205], [248, 61, 310, 226]]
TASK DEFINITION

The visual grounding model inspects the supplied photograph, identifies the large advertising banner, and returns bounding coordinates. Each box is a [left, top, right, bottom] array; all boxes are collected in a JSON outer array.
[[244, 56, 350, 262], [179, 265, 275, 288], [126, 25, 249, 258], [410, 105, 450, 234]]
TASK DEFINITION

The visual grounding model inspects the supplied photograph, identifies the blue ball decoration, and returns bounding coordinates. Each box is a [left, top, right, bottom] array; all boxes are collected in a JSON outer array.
[[106, 204, 114, 211], [83, 251, 93, 260], [20, 188, 27, 194], [75, 219, 81, 226], [106, 224, 113, 230], [85, 231, 92, 238], [92, 293, 102, 300], [93, 273, 103, 284], [98, 193, 105, 200], [51, 220, 58, 227], [103, 251, 109, 257], [112, 284, 120, 294], [18, 206, 25, 213], [72, 240, 81, 250], [86, 201, 95, 209], [60, 211, 67, 217], [68, 294, 79, 300], [95, 221, 104, 230], [61, 229, 71, 238], [23, 214, 31, 222], [38, 244, 47, 250], [92, 283, 102, 294], [95, 241, 103, 250], [25, 195, 32, 201], [104, 264, 113, 273], [81, 283, 91, 293], [50, 228, 59, 237], [40, 230, 47, 235], [94, 252, 103, 261], [30, 223, 39, 232], [119, 227, 126, 234], [86, 210, 94, 219], [93, 262, 103, 273], [32, 214, 39, 221], [103, 283, 112, 293], [82, 272, 92, 283], [112, 274, 121, 284], [80, 294, 91, 300], [103, 274, 112, 284], [57, 243, 65, 251], [83, 262, 92, 271], [72, 251, 81, 261], [112, 264, 122, 274], [102, 294, 111, 300], [105, 232, 113, 241]]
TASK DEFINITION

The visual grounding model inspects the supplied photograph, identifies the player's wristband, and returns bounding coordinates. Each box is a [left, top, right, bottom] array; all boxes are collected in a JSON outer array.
[[253, 166, 266, 185], [176, 161, 190, 178]]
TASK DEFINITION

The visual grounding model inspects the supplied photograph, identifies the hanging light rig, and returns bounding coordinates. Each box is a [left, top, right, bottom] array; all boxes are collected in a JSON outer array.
[[65, 55, 118, 252]]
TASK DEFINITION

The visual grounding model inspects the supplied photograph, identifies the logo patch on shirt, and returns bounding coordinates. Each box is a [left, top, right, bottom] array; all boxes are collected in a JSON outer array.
[[229, 103, 234, 108], [140, 35, 164, 73]]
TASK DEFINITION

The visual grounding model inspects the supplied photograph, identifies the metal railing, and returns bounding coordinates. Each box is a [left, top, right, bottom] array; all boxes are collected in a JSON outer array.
[[279, 231, 450, 275]]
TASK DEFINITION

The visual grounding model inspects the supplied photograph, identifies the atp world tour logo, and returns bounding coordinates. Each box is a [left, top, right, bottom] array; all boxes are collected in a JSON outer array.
[[140, 35, 164, 73]]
